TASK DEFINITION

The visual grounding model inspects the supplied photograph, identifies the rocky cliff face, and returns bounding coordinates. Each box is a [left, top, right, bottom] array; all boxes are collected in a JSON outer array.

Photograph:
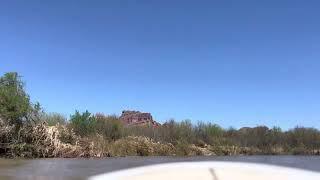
[[119, 110, 160, 127]]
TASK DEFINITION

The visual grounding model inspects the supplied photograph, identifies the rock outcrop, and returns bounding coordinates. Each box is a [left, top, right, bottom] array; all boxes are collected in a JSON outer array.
[[119, 110, 160, 127]]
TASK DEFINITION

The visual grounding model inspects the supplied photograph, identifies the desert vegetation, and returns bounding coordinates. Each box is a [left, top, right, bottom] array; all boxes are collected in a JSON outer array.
[[1, 72, 320, 158]]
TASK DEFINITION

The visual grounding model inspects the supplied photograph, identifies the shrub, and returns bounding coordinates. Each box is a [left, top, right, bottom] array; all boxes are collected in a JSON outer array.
[[42, 113, 66, 126], [69, 110, 96, 137], [95, 113, 124, 140], [174, 142, 189, 156]]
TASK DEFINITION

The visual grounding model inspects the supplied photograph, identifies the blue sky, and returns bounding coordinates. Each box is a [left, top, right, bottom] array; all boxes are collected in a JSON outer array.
[[1, 1, 320, 129]]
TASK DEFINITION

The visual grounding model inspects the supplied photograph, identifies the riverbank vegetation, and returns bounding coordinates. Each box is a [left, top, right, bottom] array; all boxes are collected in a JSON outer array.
[[1, 72, 320, 158]]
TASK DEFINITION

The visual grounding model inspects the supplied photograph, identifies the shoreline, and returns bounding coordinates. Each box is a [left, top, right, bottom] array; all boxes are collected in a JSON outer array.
[[2, 154, 320, 160]]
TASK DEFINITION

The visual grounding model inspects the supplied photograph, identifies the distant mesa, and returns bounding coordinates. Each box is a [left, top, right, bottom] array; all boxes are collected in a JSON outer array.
[[119, 110, 160, 127]]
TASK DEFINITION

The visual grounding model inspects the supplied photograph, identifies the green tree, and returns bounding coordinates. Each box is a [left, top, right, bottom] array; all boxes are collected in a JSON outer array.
[[69, 110, 96, 137], [0, 72, 31, 129]]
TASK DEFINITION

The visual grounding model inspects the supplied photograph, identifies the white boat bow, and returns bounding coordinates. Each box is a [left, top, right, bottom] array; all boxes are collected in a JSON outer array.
[[89, 161, 320, 180]]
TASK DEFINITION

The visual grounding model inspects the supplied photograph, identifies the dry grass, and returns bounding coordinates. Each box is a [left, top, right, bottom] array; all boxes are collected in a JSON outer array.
[[109, 136, 175, 156], [2, 122, 315, 158]]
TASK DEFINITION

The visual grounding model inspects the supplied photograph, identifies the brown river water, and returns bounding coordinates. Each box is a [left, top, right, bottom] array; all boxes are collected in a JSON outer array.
[[0, 156, 320, 180]]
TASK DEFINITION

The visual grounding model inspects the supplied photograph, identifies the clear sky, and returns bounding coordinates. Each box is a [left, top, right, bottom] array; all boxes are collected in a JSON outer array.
[[1, 1, 320, 129]]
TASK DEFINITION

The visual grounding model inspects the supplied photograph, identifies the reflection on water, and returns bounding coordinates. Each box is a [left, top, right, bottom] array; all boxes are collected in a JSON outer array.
[[0, 159, 25, 168], [1, 156, 320, 180]]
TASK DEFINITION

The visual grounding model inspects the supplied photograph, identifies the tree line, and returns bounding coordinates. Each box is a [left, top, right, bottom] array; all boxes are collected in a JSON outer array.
[[1, 72, 320, 157]]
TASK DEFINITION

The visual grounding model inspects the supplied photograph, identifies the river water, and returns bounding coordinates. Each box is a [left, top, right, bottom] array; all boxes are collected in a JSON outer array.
[[1, 156, 320, 180]]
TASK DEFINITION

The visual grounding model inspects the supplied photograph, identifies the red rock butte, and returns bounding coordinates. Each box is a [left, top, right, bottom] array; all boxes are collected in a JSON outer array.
[[119, 110, 160, 127]]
